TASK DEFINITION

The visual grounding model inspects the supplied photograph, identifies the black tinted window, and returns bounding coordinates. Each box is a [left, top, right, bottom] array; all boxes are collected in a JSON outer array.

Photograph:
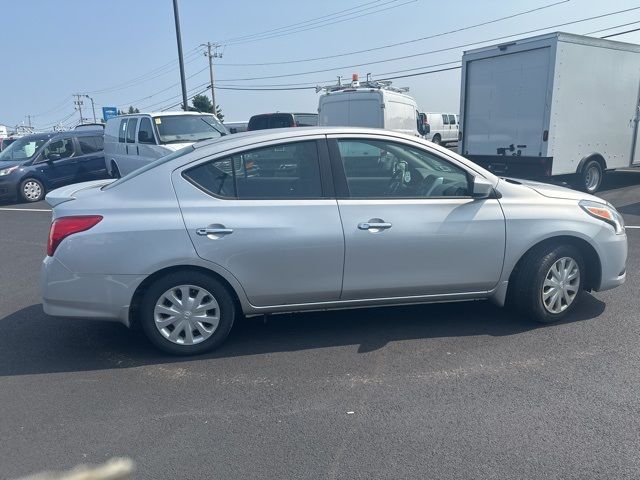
[[442, 114, 450, 125], [248, 115, 269, 131], [138, 117, 155, 144], [126, 118, 138, 143], [268, 114, 294, 128], [337, 139, 470, 198], [78, 136, 104, 154], [184, 141, 323, 200], [448, 114, 456, 125], [118, 119, 127, 143]]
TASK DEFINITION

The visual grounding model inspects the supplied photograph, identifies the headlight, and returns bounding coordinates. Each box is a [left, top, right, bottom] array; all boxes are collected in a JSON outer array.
[[0, 165, 19, 176], [579, 200, 625, 234]]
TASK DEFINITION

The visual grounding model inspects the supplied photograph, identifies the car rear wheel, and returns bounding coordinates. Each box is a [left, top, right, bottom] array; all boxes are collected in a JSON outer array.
[[139, 271, 236, 355], [512, 244, 584, 323], [110, 162, 121, 179], [578, 159, 603, 193], [20, 178, 45, 202]]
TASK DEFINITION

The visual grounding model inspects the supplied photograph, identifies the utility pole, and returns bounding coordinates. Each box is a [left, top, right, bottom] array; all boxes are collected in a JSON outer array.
[[73, 94, 84, 124], [201, 42, 222, 116], [26, 115, 32, 128], [172, 0, 188, 111], [84, 94, 97, 123]]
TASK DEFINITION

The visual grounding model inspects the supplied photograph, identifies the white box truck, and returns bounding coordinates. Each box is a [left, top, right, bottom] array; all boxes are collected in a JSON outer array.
[[459, 32, 640, 193], [318, 75, 429, 137]]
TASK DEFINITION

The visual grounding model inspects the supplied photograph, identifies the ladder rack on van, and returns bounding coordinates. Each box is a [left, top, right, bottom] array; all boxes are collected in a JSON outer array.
[[316, 74, 409, 94]]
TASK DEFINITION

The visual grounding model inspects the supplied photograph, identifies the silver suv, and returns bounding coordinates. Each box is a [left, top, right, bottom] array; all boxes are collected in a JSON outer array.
[[41, 127, 627, 355]]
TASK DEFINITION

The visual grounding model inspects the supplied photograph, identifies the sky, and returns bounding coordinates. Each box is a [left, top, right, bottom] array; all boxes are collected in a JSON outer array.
[[2, 0, 640, 130]]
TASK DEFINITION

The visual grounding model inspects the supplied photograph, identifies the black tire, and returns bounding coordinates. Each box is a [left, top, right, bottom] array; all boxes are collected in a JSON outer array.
[[577, 159, 603, 193], [511, 244, 585, 324], [139, 271, 236, 355], [432, 134, 442, 145], [110, 161, 121, 179], [19, 178, 45, 202]]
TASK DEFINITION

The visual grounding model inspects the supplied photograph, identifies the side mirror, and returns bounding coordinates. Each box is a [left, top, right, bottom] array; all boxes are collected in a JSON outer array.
[[471, 176, 494, 199]]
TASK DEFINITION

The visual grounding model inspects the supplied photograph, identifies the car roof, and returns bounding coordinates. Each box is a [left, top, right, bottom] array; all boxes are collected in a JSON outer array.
[[19, 130, 102, 142], [116, 111, 216, 118]]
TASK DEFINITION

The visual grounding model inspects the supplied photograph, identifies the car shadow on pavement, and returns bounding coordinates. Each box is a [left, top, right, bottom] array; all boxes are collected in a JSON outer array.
[[0, 295, 605, 377]]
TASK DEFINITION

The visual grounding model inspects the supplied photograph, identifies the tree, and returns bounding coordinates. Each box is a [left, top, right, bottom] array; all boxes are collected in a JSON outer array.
[[127, 106, 140, 114], [191, 94, 224, 122]]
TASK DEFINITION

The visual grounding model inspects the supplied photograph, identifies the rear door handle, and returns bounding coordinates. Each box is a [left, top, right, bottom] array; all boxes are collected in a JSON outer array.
[[196, 227, 234, 236], [358, 222, 392, 230]]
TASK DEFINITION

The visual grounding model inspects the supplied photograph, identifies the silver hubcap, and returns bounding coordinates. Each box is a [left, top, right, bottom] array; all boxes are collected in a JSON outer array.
[[154, 284, 220, 345], [542, 257, 580, 314], [23, 181, 42, 200], [585, 165, 600, 191]]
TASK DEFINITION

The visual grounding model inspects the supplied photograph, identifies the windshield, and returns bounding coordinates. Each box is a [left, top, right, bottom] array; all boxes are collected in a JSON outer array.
[[153, 115, 227, 144], [0, 137, 48, 161]]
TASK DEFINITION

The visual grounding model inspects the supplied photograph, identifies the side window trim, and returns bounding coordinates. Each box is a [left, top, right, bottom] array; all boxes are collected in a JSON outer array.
[[326, 135, 474, 200]]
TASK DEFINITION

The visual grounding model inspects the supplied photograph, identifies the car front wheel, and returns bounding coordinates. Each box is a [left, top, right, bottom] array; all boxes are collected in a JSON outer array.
[[512, 244, 585, 323], [20, 178, 45, 202], [139, 271, 236, 355]]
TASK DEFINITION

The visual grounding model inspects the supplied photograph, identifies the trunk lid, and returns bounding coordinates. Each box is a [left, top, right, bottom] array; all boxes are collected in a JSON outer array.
[[45, 179, 116, 207]]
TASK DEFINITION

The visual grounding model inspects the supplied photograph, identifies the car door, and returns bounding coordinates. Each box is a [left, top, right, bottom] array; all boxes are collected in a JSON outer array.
[[136, 116, 161, 166], [173, 137, 344, 307], [448, 114, 458, 142], [74, 135, 107, 180], [37, 137, 79, 188], [328, 134, 506, 300]]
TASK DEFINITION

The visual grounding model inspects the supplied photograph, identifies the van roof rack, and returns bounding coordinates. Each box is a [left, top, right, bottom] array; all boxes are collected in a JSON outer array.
[[316, 74, 410, 94]]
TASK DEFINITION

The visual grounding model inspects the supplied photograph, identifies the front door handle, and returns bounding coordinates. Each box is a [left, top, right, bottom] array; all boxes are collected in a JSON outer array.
[[196, 227, 234, 236], [358, 222, 392, 231]]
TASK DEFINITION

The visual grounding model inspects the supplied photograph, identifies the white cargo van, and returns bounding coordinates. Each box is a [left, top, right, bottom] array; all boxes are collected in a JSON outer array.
[[459, 32, 640, 193], [318, 76, 428, 137], [423, 112, 459, 145], [104, 111, 228, 177]]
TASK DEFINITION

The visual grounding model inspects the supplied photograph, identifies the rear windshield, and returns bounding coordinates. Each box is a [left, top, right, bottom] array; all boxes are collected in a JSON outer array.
[[248, 114, 294, 130], [153, 115, 227, 144], [294, 114, 318, 126]]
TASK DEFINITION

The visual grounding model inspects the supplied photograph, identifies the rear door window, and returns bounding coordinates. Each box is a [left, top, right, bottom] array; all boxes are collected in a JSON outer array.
[[78, 135, 104, 154], [442, 114, 450, 125], [126, 118, 138, 144], [448, 114, 456, 125], [183, 141, 323, 199]]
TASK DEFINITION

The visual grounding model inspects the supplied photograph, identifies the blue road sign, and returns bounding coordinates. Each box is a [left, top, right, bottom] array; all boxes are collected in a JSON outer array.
[[102, 107, 118, 121]]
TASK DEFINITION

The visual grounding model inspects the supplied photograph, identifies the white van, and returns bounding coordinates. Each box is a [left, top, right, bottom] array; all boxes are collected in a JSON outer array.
[[318, 76, 428, 137], [422, 113, 459, 145], [104, 111, 228, 177]]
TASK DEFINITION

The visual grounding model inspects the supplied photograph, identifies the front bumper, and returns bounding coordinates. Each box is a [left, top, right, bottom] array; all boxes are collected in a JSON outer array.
[[595, 231, 627, 292], [0, 178, 18, 200], [41, 256, 146, 327]]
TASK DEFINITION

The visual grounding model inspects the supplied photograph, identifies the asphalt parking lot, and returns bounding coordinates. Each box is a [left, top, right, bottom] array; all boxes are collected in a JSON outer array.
[[1, 170, 640, 479]]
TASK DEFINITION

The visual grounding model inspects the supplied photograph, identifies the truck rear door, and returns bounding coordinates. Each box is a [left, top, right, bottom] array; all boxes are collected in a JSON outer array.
[[462, 46, 551, 158]]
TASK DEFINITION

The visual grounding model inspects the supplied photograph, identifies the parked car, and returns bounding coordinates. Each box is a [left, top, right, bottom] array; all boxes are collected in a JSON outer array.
[[224, 121, 249, 134], [247, 112, 318, 131], [74, 123, 105, 132], [318, 76, 427, 137], [422, 112, 459, 145], [459, 32, 640, 193], [104, 111, 228, 177], [0, 131, 107, 202], [41, 127, 627, 355]]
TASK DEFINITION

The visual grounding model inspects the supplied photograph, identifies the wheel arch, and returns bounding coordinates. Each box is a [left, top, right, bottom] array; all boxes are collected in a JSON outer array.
[[506, 235, 602, 301], [577, 153, 606, 174], [128, 264, 246, 329]]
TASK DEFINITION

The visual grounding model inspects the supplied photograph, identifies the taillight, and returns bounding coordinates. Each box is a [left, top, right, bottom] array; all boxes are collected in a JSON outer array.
[[47, 215, 103, 256]]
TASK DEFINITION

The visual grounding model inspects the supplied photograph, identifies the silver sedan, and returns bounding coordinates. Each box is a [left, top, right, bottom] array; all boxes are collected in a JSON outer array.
[[41, 127, 627, 355]]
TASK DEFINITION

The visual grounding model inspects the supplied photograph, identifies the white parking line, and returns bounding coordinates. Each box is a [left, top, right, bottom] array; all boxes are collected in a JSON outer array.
[[626, 225, 640, 229], [0, 207, 51, 212]]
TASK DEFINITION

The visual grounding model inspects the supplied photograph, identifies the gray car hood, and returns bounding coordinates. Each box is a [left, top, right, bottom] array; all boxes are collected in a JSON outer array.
[[501, 178, 603, 203]]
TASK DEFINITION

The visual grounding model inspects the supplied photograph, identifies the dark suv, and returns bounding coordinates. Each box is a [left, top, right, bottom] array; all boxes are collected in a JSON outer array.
[[0, 130, 107, 203], [247, 113, 318, 131]]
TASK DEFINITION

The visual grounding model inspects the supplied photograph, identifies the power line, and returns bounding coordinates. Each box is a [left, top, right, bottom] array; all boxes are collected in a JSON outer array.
[[220, 0, 416, 47], [216, 0, 570, 66], [217, 0, 393, 44], [601, 27, 640, 39], [585, 19, 640, 35], [211, 6, 640, 83]]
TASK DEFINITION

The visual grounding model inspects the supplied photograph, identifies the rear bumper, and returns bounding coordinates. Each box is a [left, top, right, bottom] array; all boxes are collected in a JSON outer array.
[[464, 155, 553, 179], [41, 256, 146, 327]]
